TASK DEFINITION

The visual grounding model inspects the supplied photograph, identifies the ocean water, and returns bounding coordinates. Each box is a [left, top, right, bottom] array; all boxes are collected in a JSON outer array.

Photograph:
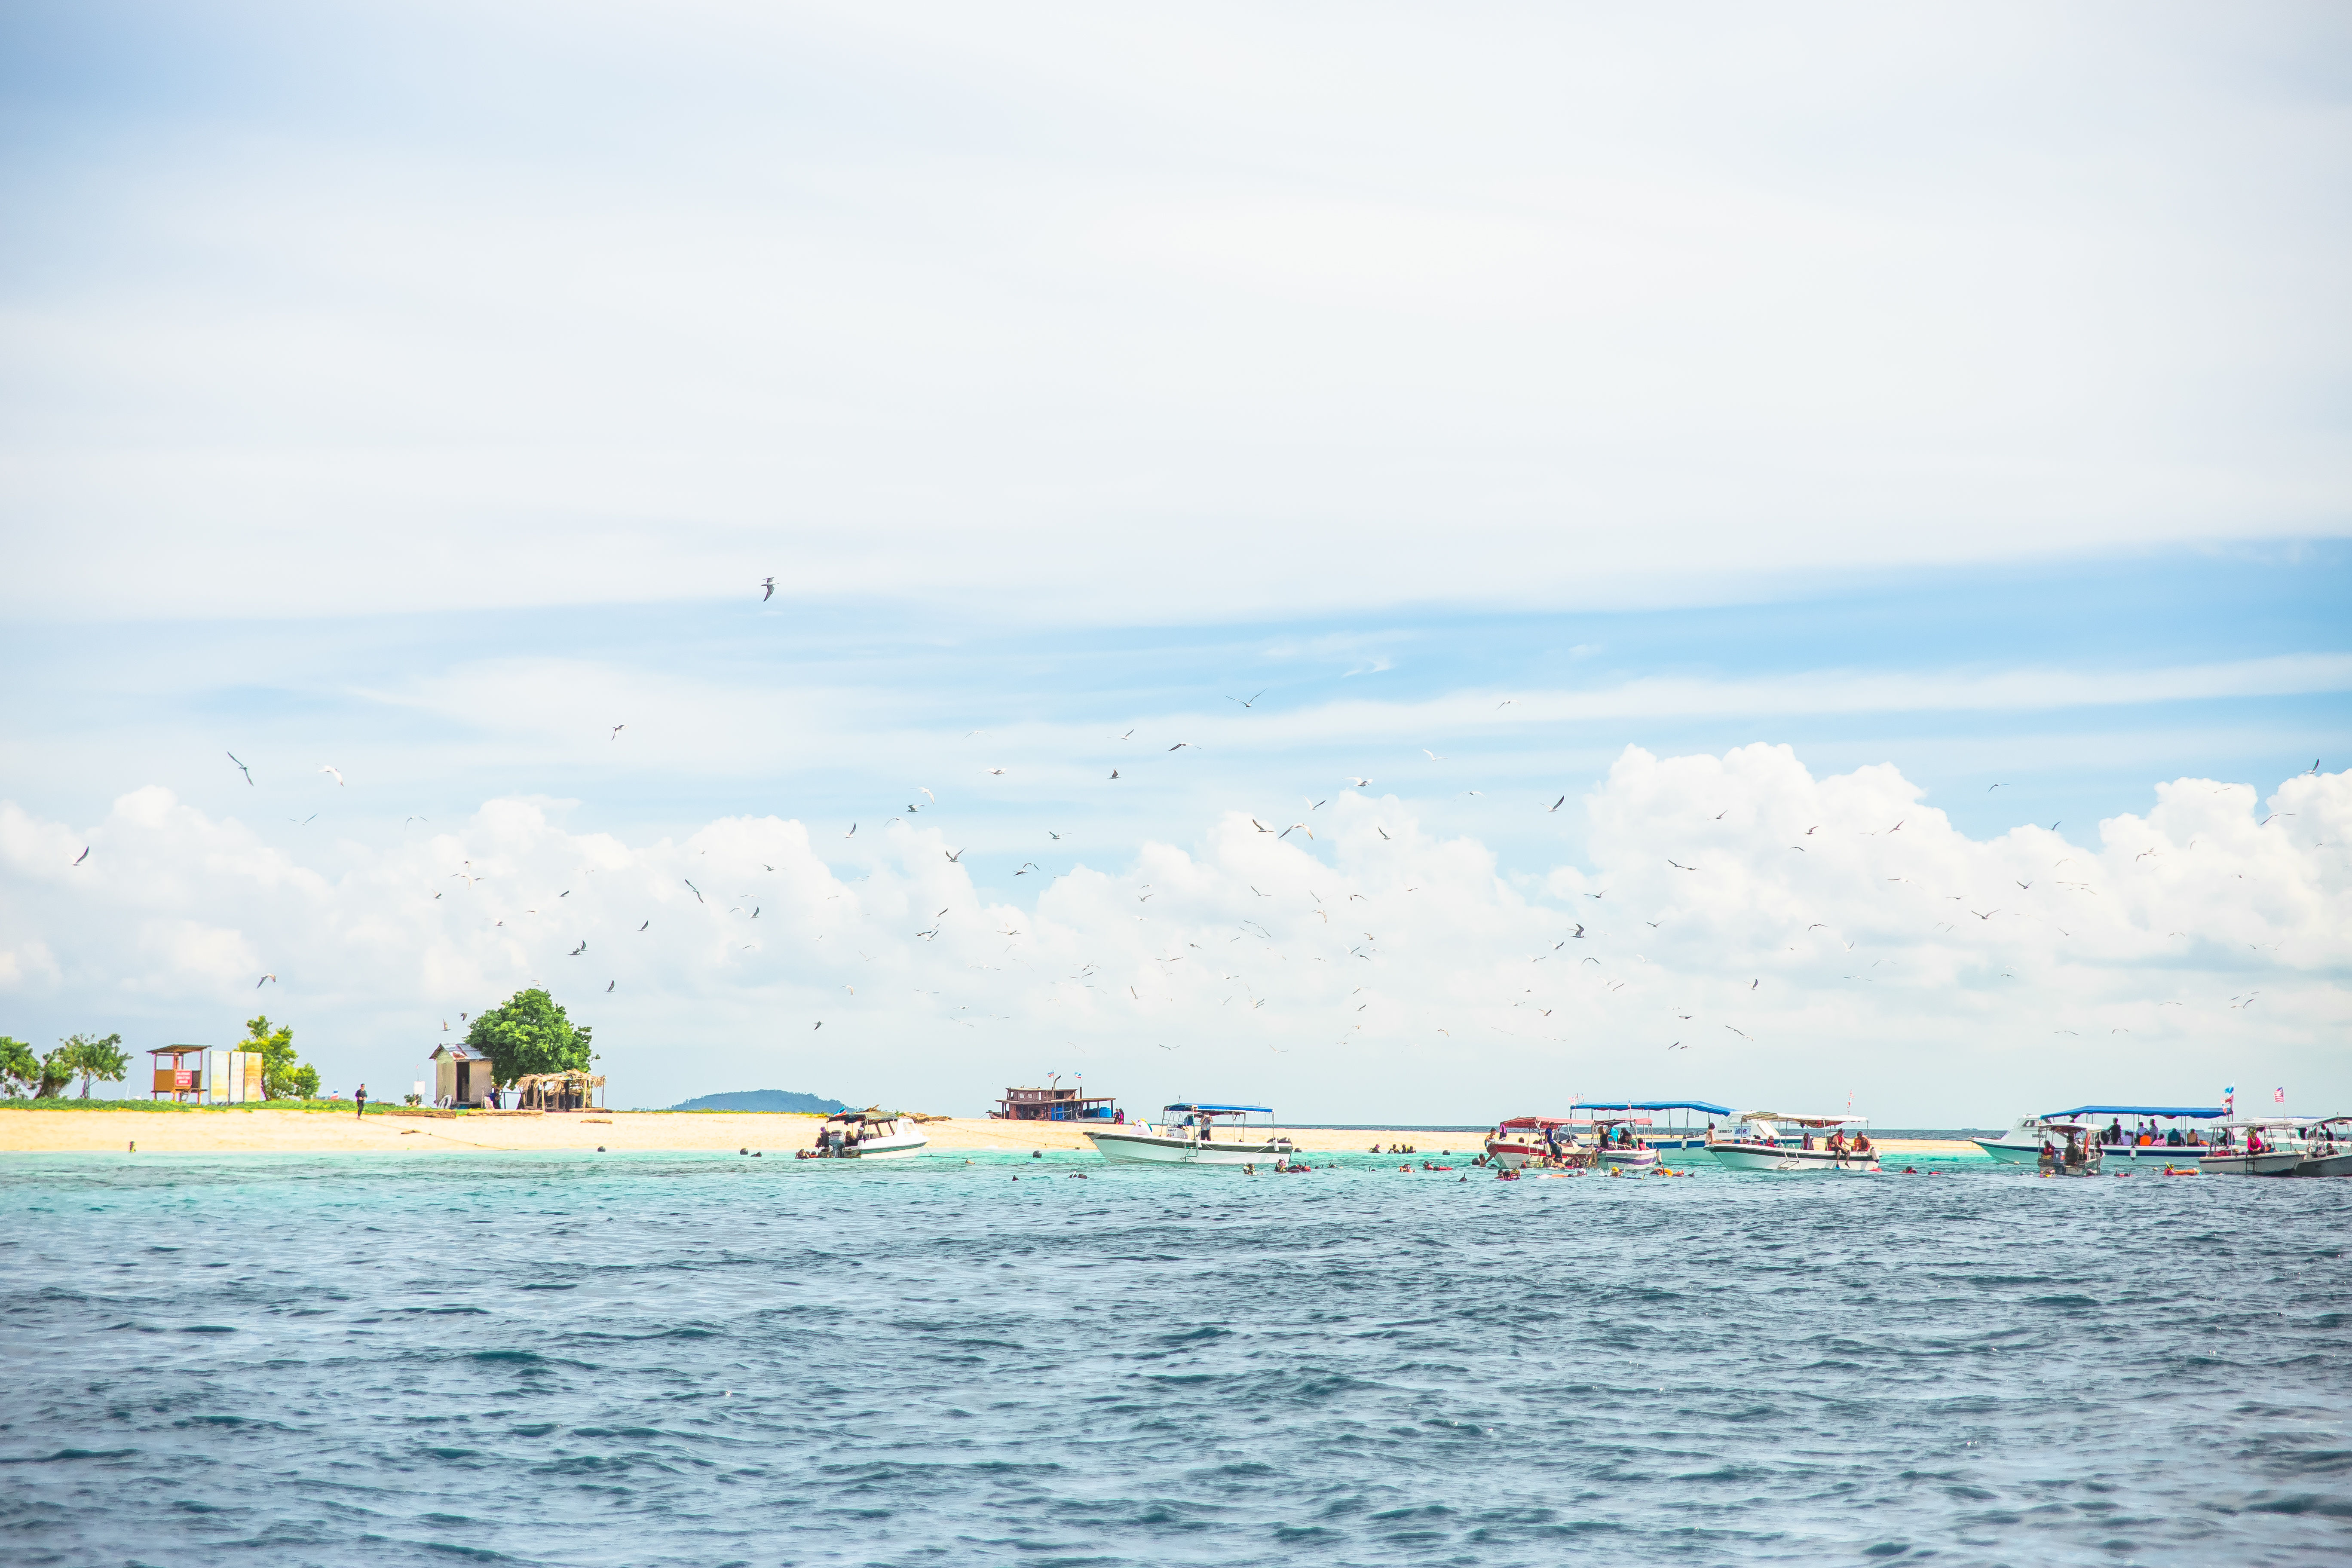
[[1, 1152, 2345, 1567]]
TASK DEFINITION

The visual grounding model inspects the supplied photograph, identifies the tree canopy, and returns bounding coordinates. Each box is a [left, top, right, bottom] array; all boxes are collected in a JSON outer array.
[[242, 1015, 317, 1100], [465, 989, 594, 1086], [62, 1033, 130, 1097], [0, 1037, 37, 1098]]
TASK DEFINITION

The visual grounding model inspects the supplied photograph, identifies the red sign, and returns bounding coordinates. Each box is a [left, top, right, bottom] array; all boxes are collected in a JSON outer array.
[[175, 1069, 194, 1090]]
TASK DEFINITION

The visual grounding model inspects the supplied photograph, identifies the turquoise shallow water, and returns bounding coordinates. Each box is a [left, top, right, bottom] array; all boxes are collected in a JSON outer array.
[[0, 1151, 2345, 1566]]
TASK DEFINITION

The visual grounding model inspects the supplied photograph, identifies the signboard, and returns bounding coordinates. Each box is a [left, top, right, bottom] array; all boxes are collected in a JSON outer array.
[[174, 1069, 193, 1090]]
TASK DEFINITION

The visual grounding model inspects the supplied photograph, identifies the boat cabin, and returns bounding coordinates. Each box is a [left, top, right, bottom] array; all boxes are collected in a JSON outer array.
[[1153, 1103, 1274, 1140], [1571, 1099, 1734, 1150], [993, 1081, 1120, 1121], [1721, 1111, 1872, 1152]]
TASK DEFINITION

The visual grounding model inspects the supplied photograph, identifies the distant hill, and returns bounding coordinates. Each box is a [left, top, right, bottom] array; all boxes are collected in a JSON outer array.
[[670, 1090, 850, 1114]]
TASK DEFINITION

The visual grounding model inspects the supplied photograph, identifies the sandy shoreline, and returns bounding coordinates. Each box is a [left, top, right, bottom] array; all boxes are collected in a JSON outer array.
[[0, 1108, 1983, 1158]]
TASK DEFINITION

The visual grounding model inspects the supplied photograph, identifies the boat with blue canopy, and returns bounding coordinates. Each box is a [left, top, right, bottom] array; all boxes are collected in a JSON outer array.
[[1975, 1104, 2227, 1166], [1568, 1099, 1736, 1152]]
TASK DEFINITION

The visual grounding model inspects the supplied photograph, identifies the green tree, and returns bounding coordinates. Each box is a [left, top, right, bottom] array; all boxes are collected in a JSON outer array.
[[61, 1032, 130, 1098], [242, 1015, 318, 1100], [466, 989, 594, 1087], [34, 1044, 75, 1099], [0, 1036, 37, 1098]]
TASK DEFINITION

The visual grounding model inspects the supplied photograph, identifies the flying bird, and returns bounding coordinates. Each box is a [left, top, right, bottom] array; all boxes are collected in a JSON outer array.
[[1571, 923, 1585, 938], [1972, 909, 1998, 921], [1251, 818, 1274, 833], [1109, 769, 1120, 780], [1711, 809, 1727, 821], [569, 940, 586, 956], [290, 815, 316, 826], [1749, 978, 1758, 990], [1377, 827, 1390, 840], [227, 751, 254, 785], [1349, 777, 1372, 787], [1724, 1025, 1750, 1039], [319, 765, 344, 786], [843, 823, 857, 838], [813, 1021, 822, 1030], [1667, 859, 1695, 871], [1227, 691, 1265, 708], [986, 767, 1007, 776], [1808, 923, 1827, 931], [1118, 729, 1134, 741], [684, 879, 704, 902], [1988, 782, 2007, 791], [256, 973, 276, 987], [1168, 741, 1191, 751], [945, 848, 965, 863], [638, 920, 649, 931], [71, 845, 90, 867], [1548, 796, 1565, 812], [761, 576, 775, 601], [1423, 749, 1445, 761], [606, 981, 615, 992]]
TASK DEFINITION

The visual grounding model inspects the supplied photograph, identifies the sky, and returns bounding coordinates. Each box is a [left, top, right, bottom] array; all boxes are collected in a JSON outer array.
[[2, 3, 2347, 1122]]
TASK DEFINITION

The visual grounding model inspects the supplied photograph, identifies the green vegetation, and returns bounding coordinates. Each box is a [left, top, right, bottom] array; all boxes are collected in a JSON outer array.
[[466, 988, 594, 1086], [2, 1032, 131, 1099], [241, 1014, 319, 1100]]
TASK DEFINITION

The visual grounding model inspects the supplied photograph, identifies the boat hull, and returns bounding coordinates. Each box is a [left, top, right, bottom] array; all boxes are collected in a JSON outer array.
[[1708, 1141, 1879, 1174], [2294, 1149, 2352, 1177], [1084, 1130, 1292, 1165], [2199, 1150, 2303, 1177], [1596, 1148, 1660, 1169], [1485, 1139, 1547, 1170]]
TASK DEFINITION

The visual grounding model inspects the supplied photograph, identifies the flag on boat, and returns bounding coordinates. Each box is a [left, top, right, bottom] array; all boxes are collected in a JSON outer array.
[[2275, 1087, 2286, 1106]]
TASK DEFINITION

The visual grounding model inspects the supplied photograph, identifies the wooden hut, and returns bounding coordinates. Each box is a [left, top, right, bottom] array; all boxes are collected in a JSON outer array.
[[430, 1043, 499, 1108], [513, 1070, 605, 1112], [992, 1081, 1119, 1121]]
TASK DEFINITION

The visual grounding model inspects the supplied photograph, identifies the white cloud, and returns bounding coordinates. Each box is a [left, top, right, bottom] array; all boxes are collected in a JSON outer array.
[[3, 748, 2343, 1123]]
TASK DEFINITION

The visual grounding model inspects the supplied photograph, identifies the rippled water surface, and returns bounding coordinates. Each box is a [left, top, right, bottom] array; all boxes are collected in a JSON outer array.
[[2, 1151, 2346, 1566]]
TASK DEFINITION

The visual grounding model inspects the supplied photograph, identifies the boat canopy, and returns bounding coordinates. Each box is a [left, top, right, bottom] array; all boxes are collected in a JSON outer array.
[[2040, 1104, 2226, 1120], [1496, 1115, 1577, 1129], [1571, 1099, 1735, 1115], [1737, 1110, 1868, 1127], [1165, 1103, 1271, 1115]]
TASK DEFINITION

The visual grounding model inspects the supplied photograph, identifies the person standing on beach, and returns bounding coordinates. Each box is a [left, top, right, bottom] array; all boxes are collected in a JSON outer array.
[[355, 1083, 367, 1118]]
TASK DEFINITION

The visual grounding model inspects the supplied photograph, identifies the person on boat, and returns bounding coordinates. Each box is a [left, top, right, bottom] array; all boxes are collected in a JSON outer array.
[[2246, 1126, 2266, 1156], [1852, 1130, 1872, 1153], [2107, 1118, 2124, 1147]]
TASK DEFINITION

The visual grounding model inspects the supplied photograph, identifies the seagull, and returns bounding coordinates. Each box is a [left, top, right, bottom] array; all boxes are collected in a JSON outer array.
[[1724, 1025, 1749, 1039], [404, 815, 428, 825], [2049, 821, 2061, 832], [256, 973, 277, 987], [1667, 859, 1695, 871], [638, 920, 649, 931], [569, 940, 587, 956], [1645, 921, 1662, 929], [72, 845, 90, 867], [2016, 879, 2034, 891], [945, 848, 965, 863], [1308, 799, 1327, 811], [1711, 809, 1727, 821], [1252, 818, 1274, 833], [1049, 830, 1060, 840], [813, 1021, 822, 1030], [1423, 749, 1445, 762], [1109, 769, 1120, 780], [290, 815, 316, 826], [1548, 796, 1565, 812], [1748, 978, 1758, 990], [761, 576, 775, 600], [1118, 729, 1134, 741], [606, 981, 615, 992], [986, 767, 1007, 776], [684, 879, 704, 902], [1227, 691, 1265, 708], [319, 765, 344, 786], [1988, 782, 2007, 791], [1349, 777, 1372, 787], [227, 751, 254, 785], [1584, 891, 1606, 900], [1279, 824, 1312, 840], [2259, 813, 2295, 826], [1808, 923, 1828, 931], [843, 823, 856, 838], [1250, 886, 1270, 897], [1571, 923, 1586, 938], [1377, 827, 1390, 840], [610, 724, 624, 741]]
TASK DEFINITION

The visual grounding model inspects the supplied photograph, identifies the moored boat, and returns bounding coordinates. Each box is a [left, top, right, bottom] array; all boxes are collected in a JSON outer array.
[[1484, 1116, 1578, 1170], [2293, 1116, 2352, 1177], [1569, 1099, 1735, 1152], [799, 1108, 928, 1159], [1084, 1103, 1295, 1165], [2036, 1123, 2102, 1177], [2198, 1121, 2306, 1177], [1979, 1104, 2230, 1165], [1707, 1111, 1880, 1173]]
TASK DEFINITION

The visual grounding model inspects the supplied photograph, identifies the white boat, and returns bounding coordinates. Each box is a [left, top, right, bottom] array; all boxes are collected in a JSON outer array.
[[1484, 1115, 1585, 1170], [1571, 1099, 1735, 1152], [1084, 1103, 1295, 1166], [799, 1108, 928, 1159], [2294, 1116, 2352, 1177], [2035, 1123, 2102, 1177], [2199, 1121, 2306, 1177], [1707, 1112, 1880, 1173], [1977, 1103, 2230, 1165]]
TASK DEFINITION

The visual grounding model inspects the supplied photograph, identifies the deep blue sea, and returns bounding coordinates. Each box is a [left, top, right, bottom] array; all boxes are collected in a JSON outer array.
[[2, 1151, 2346, 1567]]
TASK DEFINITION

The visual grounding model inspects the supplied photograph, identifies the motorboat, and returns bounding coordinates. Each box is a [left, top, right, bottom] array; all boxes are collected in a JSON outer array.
[[799, 1108, 928, 1159], [1084, 1103, 1295, 1165], [1484, 1116, 1580, 1170], [2198, 1122, 2307, 1177], [1977, 1103, 2229, 1165], [1707, 1111, 1880, 1173], [1583, 1112, 1664, 1169], [2293, 1116, 2352, 1177], [2036, 1123, 2102, 1177], [1570, 1099, 1734, 1152]]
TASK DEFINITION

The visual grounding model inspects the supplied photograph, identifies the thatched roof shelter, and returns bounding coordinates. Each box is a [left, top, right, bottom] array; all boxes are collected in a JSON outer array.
[[512, 1070, 606, 1112]]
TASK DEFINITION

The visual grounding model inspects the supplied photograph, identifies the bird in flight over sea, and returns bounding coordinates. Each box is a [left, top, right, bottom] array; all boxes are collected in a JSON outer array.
[[569, 940, 586, 956], [1711, 809, 1727, 820], [1570, 923, 1586, 938], [1109, 769, 1120, 780], [1724, 1025, 1750, 1039], [1227, 691, 1265, 708], [291, 815, 316, 826], [319, 765, 344, 786], [1349, 777, 1372, 787], [1548, 796, 1565, 812], [1749, 978, 1758, 990], [1988, 782, 2007, 791], [1168, 741, 1191, 751], [1252, 818, 1274, 833], [761, 576, 775, 601], [1423, 749, 1445, 761], [843, 823, 856, 838], [227, 751, 254, 785], [945, 848, 965, 863], [1377, 827, 1390, 839], [684, 879, 704, 902], [638, 920, 649, 931], [986, 767, 1007, 776], [610, 725, 624, 741], [1667, 859, 1695, 871], [256, 973, 276, 987], [606, 981, 615, 992], [71, 845, 90, 867]]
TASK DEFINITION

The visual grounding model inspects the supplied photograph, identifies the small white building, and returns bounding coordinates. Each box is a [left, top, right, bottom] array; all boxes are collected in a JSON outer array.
[[429, 1043, 498, 1107]]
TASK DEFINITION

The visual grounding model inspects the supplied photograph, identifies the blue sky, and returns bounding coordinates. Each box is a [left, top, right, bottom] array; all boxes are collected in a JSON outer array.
[[3, 3, 2347, 1121]]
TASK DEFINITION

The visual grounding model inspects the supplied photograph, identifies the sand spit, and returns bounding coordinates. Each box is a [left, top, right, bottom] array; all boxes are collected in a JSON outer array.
[[0, 1108, 1981, 1158]]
